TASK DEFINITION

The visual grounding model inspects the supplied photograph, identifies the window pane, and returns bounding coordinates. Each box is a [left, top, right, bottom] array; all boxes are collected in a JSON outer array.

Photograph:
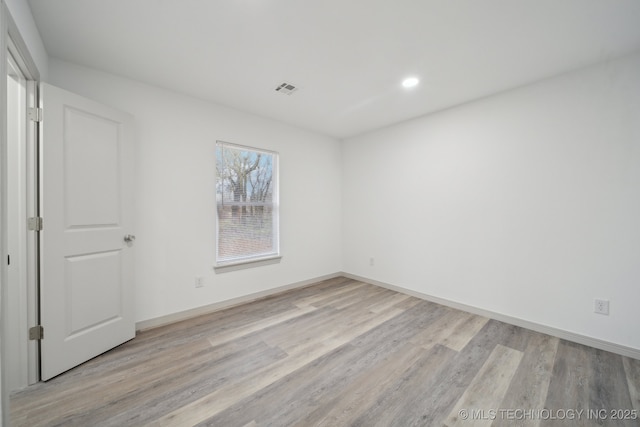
[[217, 205, 275, 260], [216, 142, 278, 264]]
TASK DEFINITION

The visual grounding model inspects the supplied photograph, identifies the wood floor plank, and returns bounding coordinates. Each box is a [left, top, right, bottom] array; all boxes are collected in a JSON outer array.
[[274, 304, 377, 354], [586, 348, 636, 427], [367, 291, 411, 313], [543, 341, 592, 427], [409, 307, 468, 349], [10, 278, 639, 427], [57, 341, 286, 427], [294, 281, 365, 307], [392, 294, 423, 310], [14, 338, 286, 427], [145, 342, 337, 427], [145, 306, 405, 426], [444, 344, 524, 426], [623, 357, 640, 412], [321, 284, 389, 311], [544, 343, 639, 427], [349, 344, 457, 427], [262, 292, 390, 354], [406, 320, 533, 426], [441, 313, 490, 352], [134, 277, 352, 343], [541, 340, 639, 426], [203, 331, 423, 426], [258, 306, 342, 351], [306, 282, 372, 308], [10, 337, 212, 416], [205, 302, 454, 427], [300, 342, 428, 426], [493, 333, 559, 427], [206, 305, 316, 347]]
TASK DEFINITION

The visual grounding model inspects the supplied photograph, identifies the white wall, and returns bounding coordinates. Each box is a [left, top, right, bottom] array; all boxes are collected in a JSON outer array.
[[48, 59, 343, 323], [343, 52, 640, 351]]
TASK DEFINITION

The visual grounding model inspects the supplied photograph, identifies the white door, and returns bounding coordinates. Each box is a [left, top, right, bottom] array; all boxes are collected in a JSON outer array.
[[39, 83, 135, 380]]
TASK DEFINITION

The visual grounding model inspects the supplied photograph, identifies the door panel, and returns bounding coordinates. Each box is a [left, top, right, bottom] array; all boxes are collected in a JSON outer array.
[[40, 83, 135, 380], [64, 107, 120, 227], [65, 251, 122, 335]]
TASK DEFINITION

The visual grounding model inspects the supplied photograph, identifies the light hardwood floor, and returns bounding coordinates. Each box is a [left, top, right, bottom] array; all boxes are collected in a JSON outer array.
[[10, 277, 640, 426]]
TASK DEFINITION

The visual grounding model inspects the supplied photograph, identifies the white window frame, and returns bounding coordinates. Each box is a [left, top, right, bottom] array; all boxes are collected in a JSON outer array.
[[214, 141, 280, 271]]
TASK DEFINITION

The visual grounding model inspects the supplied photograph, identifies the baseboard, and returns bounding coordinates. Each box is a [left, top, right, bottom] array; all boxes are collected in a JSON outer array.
[[136, 271, 640, 360], [342, 272, 640, 360], [135, 272, 343, 331]]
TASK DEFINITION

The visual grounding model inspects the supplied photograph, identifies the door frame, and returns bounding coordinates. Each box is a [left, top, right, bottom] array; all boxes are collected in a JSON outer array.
[[1, 2, 41, 421], [7, 39, 39, 389]]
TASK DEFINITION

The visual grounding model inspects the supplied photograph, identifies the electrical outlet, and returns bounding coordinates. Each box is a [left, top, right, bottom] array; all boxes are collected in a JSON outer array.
[[195, 276, 204, 288], [369, 257, 375, 266], [594, 299, 609, 315]]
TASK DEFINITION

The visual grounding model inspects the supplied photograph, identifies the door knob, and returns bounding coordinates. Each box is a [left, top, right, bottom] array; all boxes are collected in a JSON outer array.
[[124, 234, 136, 244]]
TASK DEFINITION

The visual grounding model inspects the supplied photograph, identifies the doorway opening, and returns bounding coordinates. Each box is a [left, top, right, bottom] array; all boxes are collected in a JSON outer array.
[[5, 37, 40, 391]]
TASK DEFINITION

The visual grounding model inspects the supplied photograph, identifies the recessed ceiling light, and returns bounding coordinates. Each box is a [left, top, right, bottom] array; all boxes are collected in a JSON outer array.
[[402, 77, 420, 89]]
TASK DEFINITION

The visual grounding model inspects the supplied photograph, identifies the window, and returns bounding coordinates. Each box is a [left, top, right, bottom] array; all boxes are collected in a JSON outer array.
[[215, 141, 279, 266]]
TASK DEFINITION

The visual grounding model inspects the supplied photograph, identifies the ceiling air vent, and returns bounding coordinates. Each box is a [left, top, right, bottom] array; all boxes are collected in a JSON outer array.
[[275, 82, 298, 95]]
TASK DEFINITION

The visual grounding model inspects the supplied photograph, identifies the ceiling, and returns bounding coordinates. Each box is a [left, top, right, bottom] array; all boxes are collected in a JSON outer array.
[[27, 0, 640, 139]]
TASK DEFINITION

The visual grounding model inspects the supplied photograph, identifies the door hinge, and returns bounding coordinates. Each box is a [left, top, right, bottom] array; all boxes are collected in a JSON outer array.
[[28, 107, 43, 123], [29, 325, 44, 340], [28, 216, 43, 231]]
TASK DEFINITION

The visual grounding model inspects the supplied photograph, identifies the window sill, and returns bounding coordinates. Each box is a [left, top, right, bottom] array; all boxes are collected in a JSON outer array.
[[214, 255, 282, 273]]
